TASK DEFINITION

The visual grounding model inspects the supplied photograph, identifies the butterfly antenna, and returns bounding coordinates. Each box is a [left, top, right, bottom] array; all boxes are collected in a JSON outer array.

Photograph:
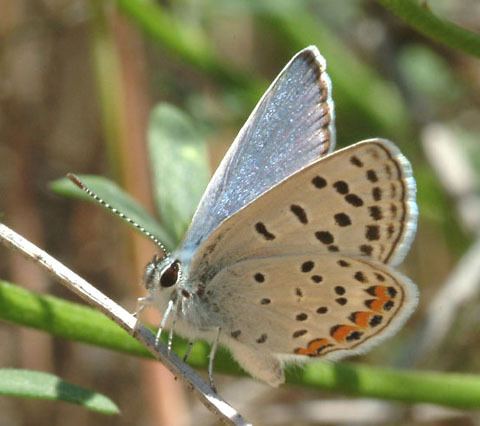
[[67, 173, 169, 257]]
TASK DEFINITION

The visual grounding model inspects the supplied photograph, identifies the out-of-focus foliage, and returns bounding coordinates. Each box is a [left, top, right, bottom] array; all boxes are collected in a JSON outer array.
[[51, 175, 175, 250], [148, 103, 209, 244]]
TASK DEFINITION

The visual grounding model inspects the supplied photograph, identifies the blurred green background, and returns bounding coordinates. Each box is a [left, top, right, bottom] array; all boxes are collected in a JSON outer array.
[[1, 0, 480, 425]]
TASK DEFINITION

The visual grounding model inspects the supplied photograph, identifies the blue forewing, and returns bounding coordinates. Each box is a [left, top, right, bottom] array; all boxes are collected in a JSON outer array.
[[181, 46, 336, 256]]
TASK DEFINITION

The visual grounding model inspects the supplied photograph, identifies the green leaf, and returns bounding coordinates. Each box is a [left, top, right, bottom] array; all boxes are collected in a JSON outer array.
[[0, 368, 119, 415], [148, 103, 210, 243], [50, 174, 175, 251]]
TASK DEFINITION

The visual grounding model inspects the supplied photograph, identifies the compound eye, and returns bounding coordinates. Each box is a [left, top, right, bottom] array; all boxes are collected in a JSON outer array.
[[160, 261, 180, 288]]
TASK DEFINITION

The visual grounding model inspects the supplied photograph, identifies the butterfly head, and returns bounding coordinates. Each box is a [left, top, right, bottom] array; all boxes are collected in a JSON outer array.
[[143, 255, 181, 291]]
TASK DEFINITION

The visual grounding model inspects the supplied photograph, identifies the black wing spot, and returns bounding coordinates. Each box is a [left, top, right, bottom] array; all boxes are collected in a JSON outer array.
[[256, 334, 268, 344], [260, 298, 271, 305], [334, 213, 352, 227], [390, 203, 398, 218], [379, 244, 386, 257], [333, 180, 349, 194], [345, 194, 364, 207], [296, 313, 308, 321], [255, 222, 275, 240], [293, 329, 308, 338], [387, 224, 395, 239], [312, 176, 327, 188], [346, 331, 364, 341], [367, 148, 381, 160], [369, 205, 383, 221], [385, 164, 393, 178], [390, 183, 397, 198], [387, 287, 398, 298], [317, 306, 328, 314], [360, 244, 373, 256], [290, 204, 308, 224], [354, 271, 367, 283], [334, 286, 346, 295], [370, 315, 383, 327], [254, 273, 265, 283], [311, 275, 323, 283], [301, 261, 315, 273], [337, 260, 350, 267], [336, 297, 348, 305], [315, 231, 334, 244], [366, 225, 380, 241], [384, 300, 395, 311], [350, 156, 363, 167], [366, 169, 378, 182], [372, 187, 382, 201]]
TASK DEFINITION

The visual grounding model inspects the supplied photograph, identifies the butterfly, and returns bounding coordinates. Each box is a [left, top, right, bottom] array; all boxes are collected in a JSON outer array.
[[72, 46, 418, 388]]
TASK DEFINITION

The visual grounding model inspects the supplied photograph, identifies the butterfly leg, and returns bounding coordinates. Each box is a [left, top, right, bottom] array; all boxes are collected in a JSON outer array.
[[132, 296, 151, 330], [208, 327, 221, 393], [134, 296, 150, 316], [167, 297, 181, 355], [183, 341, 194, 363], [155, 297, 175, 347]]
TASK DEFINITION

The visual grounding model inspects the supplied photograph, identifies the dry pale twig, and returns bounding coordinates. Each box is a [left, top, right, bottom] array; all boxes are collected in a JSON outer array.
[[0, 222, 251, 426]]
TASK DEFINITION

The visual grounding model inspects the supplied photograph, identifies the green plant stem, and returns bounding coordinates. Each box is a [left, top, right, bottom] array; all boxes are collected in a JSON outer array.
[[290, 362, 480, 409], [0, 281, 148, 356], [379, 0, 480, 58], [2, 280, 480, 409]]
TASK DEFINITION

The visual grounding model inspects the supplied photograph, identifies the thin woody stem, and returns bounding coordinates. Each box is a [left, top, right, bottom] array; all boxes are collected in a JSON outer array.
[[0, 222, 250, 426]]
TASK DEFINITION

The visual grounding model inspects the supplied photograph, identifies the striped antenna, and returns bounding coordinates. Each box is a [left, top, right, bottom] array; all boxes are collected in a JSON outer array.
[[67, 173, 169, 257]]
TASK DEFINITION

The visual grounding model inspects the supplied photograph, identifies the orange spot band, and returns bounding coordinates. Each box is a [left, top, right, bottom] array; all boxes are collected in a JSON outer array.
[[295, 338, 332, 356], [351, 311, 373, 328], [331, 325, 359, 342]]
